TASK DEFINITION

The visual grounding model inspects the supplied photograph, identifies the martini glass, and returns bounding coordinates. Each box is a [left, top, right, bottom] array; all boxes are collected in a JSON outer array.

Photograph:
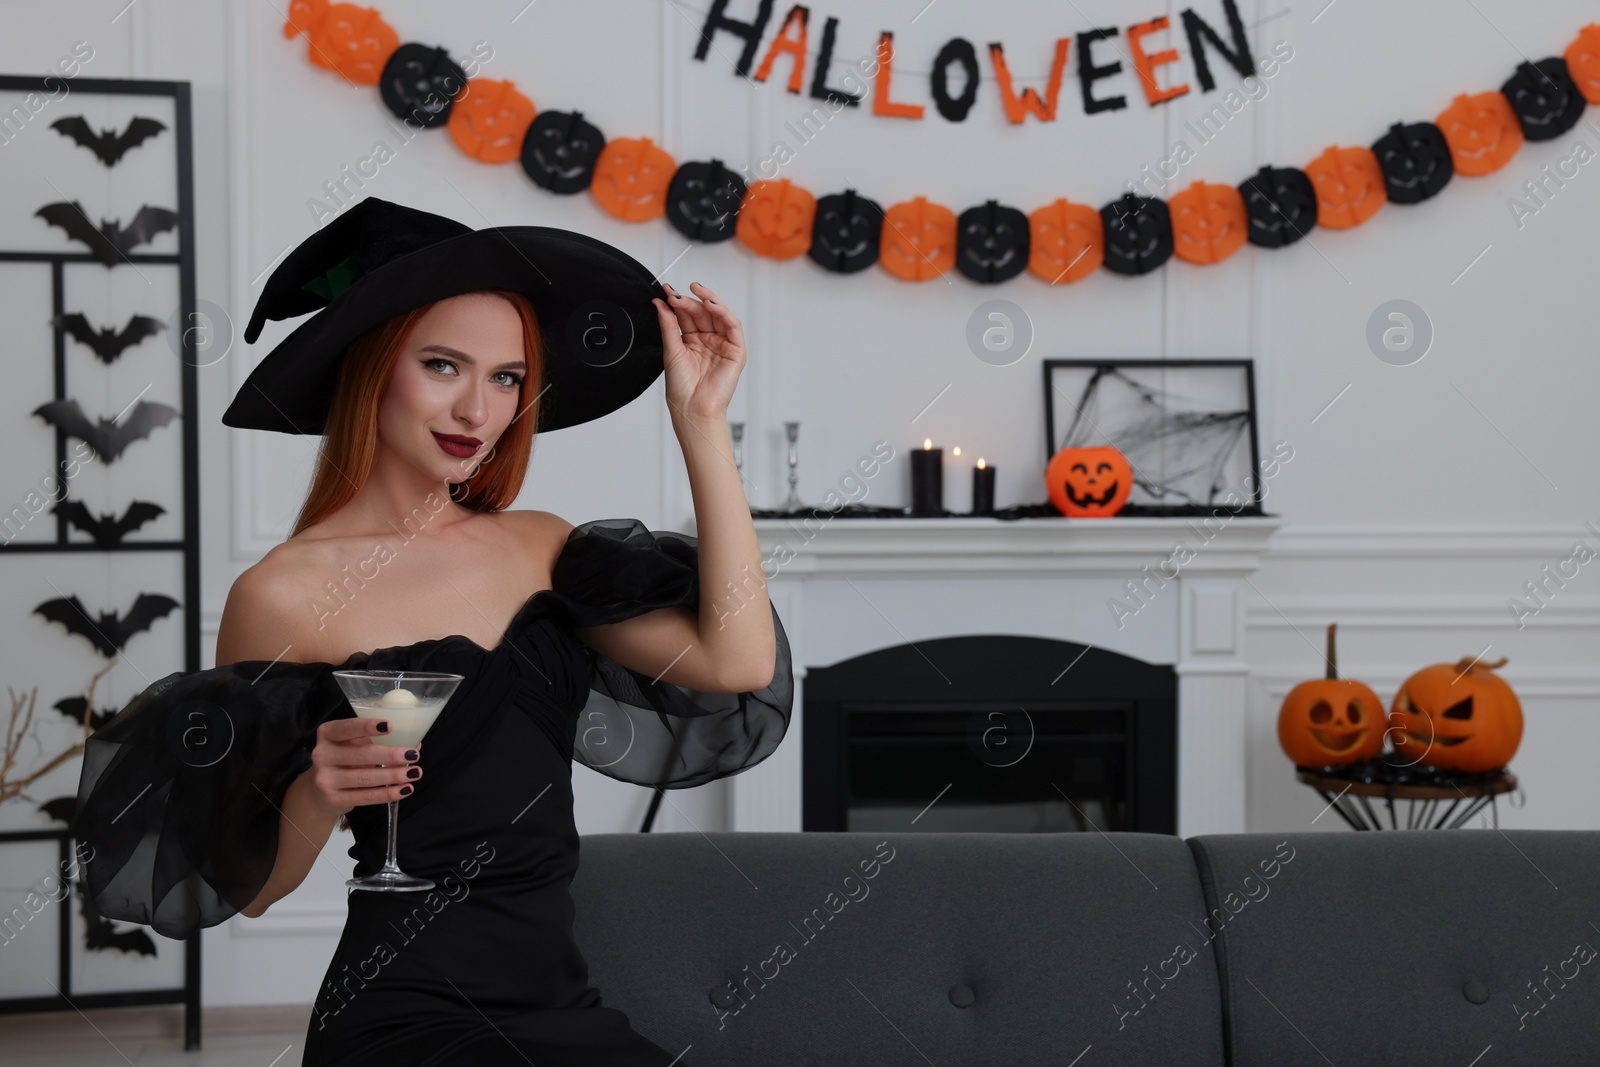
[[333, 670, 463, 892]]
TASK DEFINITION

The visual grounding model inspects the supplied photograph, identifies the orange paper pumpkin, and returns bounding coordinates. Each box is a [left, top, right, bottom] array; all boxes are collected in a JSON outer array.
[[1046, 445, 1132, 518], [1305, 145, 1387, 229], [1027, 199, 1104, 284], [447, 79, 536, 164], [304, 4, 398, 85], [1169, 180, 1248, 264], [1437, 92, 1524, 176], [1277, 624, 1386, 767], [879, 197, 958, 281], [591, 137, 677, 222], [1566, 23, 1600, 104], [1389, 656, 1523, 773], [282, 0, 329, 38], [737, 179, 818, 260]]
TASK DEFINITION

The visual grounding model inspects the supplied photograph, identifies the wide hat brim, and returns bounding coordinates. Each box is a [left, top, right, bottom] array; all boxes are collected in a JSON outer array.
[[223, 224, 666, 435]]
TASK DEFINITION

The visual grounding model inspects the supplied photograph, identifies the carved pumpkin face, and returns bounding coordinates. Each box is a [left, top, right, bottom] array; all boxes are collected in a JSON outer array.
[[1239, 165, 1318, 248], [1437, 92, 1523, 177], [1305, 145, 1387, 229], [956, 200, 1030, 283], [306, 3, 399, 85], [809, 190, 883, 273], [880, 197, 958, 282], [1565, 24, 1600, 104], [1277, 624, 1386, 767], [1372, 122, 1453, 204], [737, 179, 817, 260], [666, 159, 746, 242], [1028, 198, 1103, 284], [380, 43, 467, 128], [447, 78, 536, 164], [1389, 656, 1523, 773], [1170, 181, 1248, 265], [1099, 194, 1173, 275], [1501, 57, 1587, 142], [519, 110, 606, 194], [591, 137, 676, 222], [1046, 445, 1132, 518]]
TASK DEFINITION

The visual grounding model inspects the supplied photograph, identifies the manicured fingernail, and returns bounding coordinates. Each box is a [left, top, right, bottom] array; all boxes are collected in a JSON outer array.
[[404, 749, 418, 760], [400, 785, 413, 795], [406, 767, 421, 779], [377, 721, 389, 733]]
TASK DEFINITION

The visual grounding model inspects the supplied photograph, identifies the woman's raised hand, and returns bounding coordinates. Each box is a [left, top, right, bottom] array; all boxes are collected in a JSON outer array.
[[306, 717, 422, 817], [652, 280, 747, 426]]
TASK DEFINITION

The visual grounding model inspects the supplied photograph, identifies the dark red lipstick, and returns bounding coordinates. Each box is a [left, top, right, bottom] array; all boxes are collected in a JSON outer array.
[[433, 431, 481, 458]]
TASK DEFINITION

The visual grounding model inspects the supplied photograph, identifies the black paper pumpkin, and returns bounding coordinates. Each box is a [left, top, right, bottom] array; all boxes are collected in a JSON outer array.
[[956, 199, 1030, 283], [379, 43, 467, 128], [1099, 194, 1173, 275], [808, 189, 883, 273], [665, 159, 747, 242], [1239, 165, 1318, 248], [1501, 57, 1587, 142], [1372, 121, 1453, 204], [519, 110, 606, 194]]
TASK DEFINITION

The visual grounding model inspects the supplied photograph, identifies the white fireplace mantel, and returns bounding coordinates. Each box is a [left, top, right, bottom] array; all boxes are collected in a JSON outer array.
[[730, 516, 1283, 838]]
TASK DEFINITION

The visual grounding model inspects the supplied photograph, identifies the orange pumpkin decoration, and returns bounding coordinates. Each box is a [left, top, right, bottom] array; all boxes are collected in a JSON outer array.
[[1027, 198, 1103, 284], [1304, 145, 1387, 229], [879, 197, 958, 281], [1389, 655, 1523, 773], [1169, 180, 1248, 264], [737, 179, 817, 260], [1046, 445, 1132, 518], [1277, 624, 1386, 768], [591, 137, 677, 222], [302, 4, 398, 85], [447, 78, 536, 164], [1565, 24, 1600, 104], [282, 0, 329, 39], [1437, 92, 1524, 176]]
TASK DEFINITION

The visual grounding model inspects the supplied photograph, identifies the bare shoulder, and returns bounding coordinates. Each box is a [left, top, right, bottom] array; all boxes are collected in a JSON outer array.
[[215, 543, 324, 667], [493, 509, 575, 569]]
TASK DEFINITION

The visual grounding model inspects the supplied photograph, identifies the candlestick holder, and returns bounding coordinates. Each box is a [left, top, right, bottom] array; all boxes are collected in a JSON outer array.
[[783, 421, 802, 511]]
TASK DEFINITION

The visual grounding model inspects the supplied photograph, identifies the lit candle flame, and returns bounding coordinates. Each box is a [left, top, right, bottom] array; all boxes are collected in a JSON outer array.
[[977, 458, 987, 468], [923, 437, 932, 450], [952, 445, 961, 457]]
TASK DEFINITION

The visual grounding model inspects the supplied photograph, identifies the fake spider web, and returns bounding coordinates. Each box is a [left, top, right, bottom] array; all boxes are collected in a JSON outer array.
[[1058, 366, 1252, 509]]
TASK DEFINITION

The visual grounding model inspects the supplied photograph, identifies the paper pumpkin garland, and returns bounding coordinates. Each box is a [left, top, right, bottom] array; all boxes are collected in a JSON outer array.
[[1239, 165, 1317, 247], [1436, 92, 1523, 176], [285, 9, 1594, 285], [1027, 198, 1103, 284], [809, 189, 883, 273], [1501, 57, 1587, 142], [1304, 146, 1386, 228], [956, 200, 1030, 283], [1169, 180, 1247, 265], [520, 110, 606, 194]]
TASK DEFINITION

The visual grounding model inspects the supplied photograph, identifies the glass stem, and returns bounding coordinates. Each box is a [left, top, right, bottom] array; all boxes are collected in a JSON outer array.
[[382, 799, 401, 873]]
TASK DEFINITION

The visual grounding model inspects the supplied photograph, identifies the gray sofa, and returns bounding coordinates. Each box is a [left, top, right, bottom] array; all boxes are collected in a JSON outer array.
[[571, 830, 1600, 1066]]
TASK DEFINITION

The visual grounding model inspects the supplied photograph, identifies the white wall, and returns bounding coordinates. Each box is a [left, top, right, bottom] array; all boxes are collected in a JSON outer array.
[[2, 0, 1595, 1006]]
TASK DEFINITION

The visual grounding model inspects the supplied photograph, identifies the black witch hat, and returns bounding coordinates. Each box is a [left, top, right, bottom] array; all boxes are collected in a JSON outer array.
[[223, 196, 667, 435]]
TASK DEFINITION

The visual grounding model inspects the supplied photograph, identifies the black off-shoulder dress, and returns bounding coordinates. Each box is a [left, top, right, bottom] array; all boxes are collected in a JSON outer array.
[[72, 518, 792, 1066]]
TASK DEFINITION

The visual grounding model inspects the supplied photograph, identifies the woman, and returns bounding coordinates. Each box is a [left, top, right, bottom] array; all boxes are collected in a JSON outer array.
[[72, 197, 792, 1065]]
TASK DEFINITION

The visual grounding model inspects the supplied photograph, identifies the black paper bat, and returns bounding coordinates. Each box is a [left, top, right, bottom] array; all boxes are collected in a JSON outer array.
[[50, 115, 166, 166], [33, 398, 179, 462], [35, 201, 180, 266], [35, 592, 180, 658], [52, 498, 166, 548], [76, 876, 157, 957], [53, 312, 165, 363], [40, 795, 79, 825], [52, 694, 120, 733]]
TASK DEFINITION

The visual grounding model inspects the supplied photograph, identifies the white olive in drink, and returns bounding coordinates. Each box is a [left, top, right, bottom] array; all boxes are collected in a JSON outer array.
[[350, 688, 448, 749]]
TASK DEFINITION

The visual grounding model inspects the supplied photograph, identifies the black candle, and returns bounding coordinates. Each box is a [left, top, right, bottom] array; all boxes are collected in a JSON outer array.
[[910, 438, 942, 514], [972, 459, 995, 515]]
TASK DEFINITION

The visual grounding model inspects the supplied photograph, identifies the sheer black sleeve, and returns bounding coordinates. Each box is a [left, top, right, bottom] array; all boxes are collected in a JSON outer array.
[[72, 659, 350, 940], [539, 517, 793, 790]]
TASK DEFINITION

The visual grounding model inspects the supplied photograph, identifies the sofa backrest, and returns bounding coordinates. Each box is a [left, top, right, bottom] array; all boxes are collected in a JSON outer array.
[[1187, 830, 1600, 1067], [572, 830, 1229, 1066]]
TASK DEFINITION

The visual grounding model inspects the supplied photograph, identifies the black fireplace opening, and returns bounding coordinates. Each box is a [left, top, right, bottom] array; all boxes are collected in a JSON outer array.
[[803, 635, 1176, 834]]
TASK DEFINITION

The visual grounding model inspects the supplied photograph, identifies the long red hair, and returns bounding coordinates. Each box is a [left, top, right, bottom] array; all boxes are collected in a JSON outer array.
[[291, 290, 544, 537]]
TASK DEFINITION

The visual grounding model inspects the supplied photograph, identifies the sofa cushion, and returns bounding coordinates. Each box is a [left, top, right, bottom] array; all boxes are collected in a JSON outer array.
[[573, 831, 1226, 1066], [1188, 830, 1600, 1066]]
